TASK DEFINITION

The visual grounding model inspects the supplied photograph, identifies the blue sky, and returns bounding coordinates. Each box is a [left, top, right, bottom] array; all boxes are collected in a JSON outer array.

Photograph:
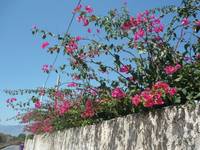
[[0, 0, 180, 125]]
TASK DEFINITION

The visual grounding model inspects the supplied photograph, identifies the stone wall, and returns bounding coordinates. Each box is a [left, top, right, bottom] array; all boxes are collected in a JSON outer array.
[[24, 104, 200, 150]]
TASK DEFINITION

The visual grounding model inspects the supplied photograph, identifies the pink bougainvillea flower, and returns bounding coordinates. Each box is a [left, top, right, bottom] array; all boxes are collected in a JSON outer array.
[[168, 88, 177, 96], [195, 20, 200, 26], [85, 5, 93, 13], [87, 28, 92, 33], [73, 4, 82, 13], [11, 98, 17, 102], [141, 91, 153, 100], [6, 98, 17, 103], [41, 41, 49, 49], [42, 64, 52, 73], [81, 100, 95, 118], [137, 28, 145, 37], [131, 94, 141, 106], [83, 19, 89, 26], [121, 21, 132, 30], [22, 112, 33, 123], [164, 66, 177, 75], [65, 39, 78, 54], [154, 91, 162, 100], [42, 118, 54, 133], [136, 13, 143, 24], [153, 18, 161, 25], [175, 64, 181, 70], [150, 15, 155, 20], [140, 91, 154, 108], [88, 88, 98, 96], [144, 10, 149, 16], [154, 24, 164, 33], [181, 18, 190, 26], [164, 64, 181, 75], [75, 36, 82, 41], [154, 99, 164, 105], [58, 101, 71, 115], [54, 90, 65, 100], [77, 15, 83, 22], [43, 124, 53, 133], [67, 82, 78, 87], [35, 100, 42, 109], [65, 46, 73, 54], [134, 33, 140, 41], [144, 100, 154, 108], [42, 64, 48, 72], [153, 81, 170, 93], [39, 88, 45, 96], [131, 81, 175, 108], [120, 65, 131, 73], [111, 87, 126, 99]]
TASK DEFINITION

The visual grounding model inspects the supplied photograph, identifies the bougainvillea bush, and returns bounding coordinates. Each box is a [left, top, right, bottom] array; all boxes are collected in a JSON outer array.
[[5, 0, 200, 134]]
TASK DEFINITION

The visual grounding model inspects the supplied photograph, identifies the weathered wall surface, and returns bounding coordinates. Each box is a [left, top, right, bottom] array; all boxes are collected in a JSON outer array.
[[24, 104, 200, 150]]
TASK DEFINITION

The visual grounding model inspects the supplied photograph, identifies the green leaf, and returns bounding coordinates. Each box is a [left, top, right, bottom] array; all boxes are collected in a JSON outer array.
[[174, 75, 183, 82], [194, 93, 200, 99], [174, 96, 181, 104], [181, 88, 187, 95]]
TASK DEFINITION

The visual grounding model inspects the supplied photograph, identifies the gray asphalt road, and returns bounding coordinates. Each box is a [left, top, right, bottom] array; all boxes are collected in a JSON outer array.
[[2, 145, 19, 150]]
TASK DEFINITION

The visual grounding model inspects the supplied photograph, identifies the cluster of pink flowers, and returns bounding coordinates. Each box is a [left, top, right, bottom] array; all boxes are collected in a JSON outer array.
[[6, 98, 17, 103], [75, 5, 93, 27], [181, 18, 190, 26], [56, 100, 71, 116], [132, 81, 177, 108], [26, 118, 53, 133], [67, 82, 78, 87], [181, 18, 200, 27], [22, 111, 53, 133], [73, 4, 93, 14], [120, 65, 131, 73], [38, 88, 45, 96], [134, 28, 145, 41], [42, 118, 54, 132], [26, 122, 41, 133], [53, 91, 72, 116], [42, 64, 53, 73], [87, 88, 98, 96], [153, 81, 177, 96], [34, 99, 42, 109], [81, 100, 95, 118], [121, 10, 164, 42], [22, 112, 33, 123], [111, 87, 126, 99], [54, 90, 65, 101], [164, 64, 181, 75], [65, 38, 78, 54]]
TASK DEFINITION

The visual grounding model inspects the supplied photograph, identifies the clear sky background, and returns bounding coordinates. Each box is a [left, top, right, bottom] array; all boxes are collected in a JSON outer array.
[[0, 0, 180, 125]]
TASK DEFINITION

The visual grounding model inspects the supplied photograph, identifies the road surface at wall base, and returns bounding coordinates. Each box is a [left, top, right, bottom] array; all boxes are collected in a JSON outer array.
[[24, 104, 200, 150]]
